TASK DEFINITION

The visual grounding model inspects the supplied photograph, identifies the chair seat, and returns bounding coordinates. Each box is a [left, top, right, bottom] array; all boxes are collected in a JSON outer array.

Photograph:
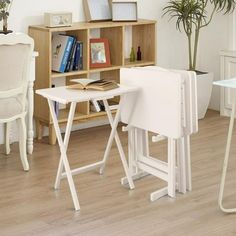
[[0, 97, 23, 119]]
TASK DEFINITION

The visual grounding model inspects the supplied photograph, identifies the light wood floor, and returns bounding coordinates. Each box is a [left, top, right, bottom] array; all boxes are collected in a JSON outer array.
[[2, 110, 236, 236]]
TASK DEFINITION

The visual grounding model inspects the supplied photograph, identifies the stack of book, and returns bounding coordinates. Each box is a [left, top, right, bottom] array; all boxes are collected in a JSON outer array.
[[52, 34, 83, 73]]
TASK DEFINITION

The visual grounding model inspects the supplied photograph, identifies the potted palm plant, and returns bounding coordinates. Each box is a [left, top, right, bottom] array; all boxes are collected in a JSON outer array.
[[163, 0, 236, 119], [0, 0, 13, 34]]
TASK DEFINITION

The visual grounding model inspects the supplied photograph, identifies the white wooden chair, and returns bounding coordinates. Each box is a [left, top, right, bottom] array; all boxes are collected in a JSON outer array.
[[120, 67, 198, 201], [0, 33, 34, 171]]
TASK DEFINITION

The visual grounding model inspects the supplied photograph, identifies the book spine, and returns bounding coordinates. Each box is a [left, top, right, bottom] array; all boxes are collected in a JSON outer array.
[[98, 101, 105, 111], [65, 37, 76, 72], [91, 100, 101, 112], [55, 101, 59, 118], [69, 39, 77, 71], [60, 36, 74, 73], [73, 42, 80, 71], [78, 42, 83, 70], [52, 84, 59, 117]]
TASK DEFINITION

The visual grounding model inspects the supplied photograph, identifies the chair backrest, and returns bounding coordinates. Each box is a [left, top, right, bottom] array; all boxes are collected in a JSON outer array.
[[120, 68, 183, 139], [0, 33, 34, 110]]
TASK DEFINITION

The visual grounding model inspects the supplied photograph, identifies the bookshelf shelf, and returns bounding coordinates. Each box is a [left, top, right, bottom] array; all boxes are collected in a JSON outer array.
[[89, 65, 121, 73], [124, 59, 156, 67], [57, 108, 88, 123], [51, 70, 88, 78], [56, 108, 117, 124], [89, 110, 116, 118], [29, 19, 156, 145]]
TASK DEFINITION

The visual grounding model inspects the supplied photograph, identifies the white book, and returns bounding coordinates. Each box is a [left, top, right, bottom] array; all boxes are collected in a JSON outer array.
[[90, 100, 101, 112], [52, 34, 74, 73]]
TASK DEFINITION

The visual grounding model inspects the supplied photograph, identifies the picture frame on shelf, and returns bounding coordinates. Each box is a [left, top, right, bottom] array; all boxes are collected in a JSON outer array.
[[90, 38, 111, 68], [112, 0, 138, 21], [83, 0, 112, 22]]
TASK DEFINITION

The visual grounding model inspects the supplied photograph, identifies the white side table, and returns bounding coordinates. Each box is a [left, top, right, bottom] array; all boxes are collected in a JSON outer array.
[[214, 78, 236, 213], [36, 85, 138, 211]]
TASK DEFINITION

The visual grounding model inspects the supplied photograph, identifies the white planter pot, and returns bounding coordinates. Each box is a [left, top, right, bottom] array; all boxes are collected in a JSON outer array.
[[197, 72, 214, 119]]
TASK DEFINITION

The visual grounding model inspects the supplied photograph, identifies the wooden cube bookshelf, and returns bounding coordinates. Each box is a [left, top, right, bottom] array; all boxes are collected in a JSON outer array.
[[29, 19, 156, 145]]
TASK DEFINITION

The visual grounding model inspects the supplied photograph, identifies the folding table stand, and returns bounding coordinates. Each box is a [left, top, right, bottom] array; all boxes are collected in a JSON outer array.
[[36, 85, 138, 211], [120, 67, 198, 201], [214, 78, 236, 213]]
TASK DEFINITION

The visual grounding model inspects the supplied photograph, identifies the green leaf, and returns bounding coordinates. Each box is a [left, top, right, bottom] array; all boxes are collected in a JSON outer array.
[[163, 0, 205, 33]]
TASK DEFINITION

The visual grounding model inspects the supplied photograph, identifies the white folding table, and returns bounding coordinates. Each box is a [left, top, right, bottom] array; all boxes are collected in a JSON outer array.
[[36, 85, 138, 211], [214, 78, 236, 213], [119, 67, 198, 201]]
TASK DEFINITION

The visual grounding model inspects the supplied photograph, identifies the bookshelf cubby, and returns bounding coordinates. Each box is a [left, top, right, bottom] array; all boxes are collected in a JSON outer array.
[[29, 19, 156, 145]]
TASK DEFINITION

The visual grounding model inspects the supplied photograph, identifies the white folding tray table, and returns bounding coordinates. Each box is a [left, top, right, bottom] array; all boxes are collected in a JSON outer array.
[[36, 85, 138, 211], [119, 67, 198, 201]]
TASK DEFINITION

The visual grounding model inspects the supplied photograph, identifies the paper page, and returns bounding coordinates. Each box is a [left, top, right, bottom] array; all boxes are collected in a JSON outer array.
[[70, 78, 100, 86]]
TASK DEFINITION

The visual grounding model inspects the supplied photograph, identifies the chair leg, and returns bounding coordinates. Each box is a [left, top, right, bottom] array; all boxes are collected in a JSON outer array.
[[4, 122, 11, 155], [17, 117, 29, 171]]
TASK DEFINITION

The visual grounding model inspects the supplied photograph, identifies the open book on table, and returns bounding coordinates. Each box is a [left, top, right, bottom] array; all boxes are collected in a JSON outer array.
[[67, 78, 119, 91]]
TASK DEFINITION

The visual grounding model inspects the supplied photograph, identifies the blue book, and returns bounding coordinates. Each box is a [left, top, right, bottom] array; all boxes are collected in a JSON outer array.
[[73, 41, 81, 71], [78, 42, 83, 70], [52, 34, 74, 73], [65, 37, 76, 72], [69, 39, 78, 71]]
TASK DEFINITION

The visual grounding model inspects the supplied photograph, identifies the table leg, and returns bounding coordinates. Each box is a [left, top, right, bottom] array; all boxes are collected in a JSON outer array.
[[218, 102, 236, 213], [184, 135, 192, 191], [128, 127, 137, 175], [121, 127, 150, 186], [99, 98, 135, 190], [54, 102, 77, 189], [48, 99, 80, 211], [135, 128, 149, 174], [168, 138, 176, 198], [177, 137, 186, 194]]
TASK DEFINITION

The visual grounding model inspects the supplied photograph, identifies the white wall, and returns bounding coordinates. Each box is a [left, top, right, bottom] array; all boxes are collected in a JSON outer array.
[[198, 9, 230, 110], [6, 0, 189, 68], [141, 1, 230, 112], [0, 0, 230, 143]]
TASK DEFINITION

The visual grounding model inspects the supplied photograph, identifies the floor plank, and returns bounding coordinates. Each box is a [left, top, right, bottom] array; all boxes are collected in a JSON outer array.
[[1, 110, 236, 236]]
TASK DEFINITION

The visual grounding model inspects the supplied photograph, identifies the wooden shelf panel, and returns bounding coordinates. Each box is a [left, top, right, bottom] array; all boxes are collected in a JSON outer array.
[[58, 108, 87, 123], [29, 19, 157, 32], [56, 108, 116, 124], [89, 110, 116, 119], [51, 70, 88, 78], [89, 65, 121, 73], [124, 59, 155, 67], [51, 61, 155, 78]]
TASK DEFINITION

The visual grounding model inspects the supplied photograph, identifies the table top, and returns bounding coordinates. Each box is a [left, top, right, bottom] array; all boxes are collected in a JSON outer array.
[[36, 84, 139, 104], [213, 78, 236, 89]]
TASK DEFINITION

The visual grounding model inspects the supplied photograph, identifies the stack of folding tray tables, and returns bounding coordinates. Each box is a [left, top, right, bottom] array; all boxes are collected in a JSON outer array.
[[120, 66, 198, 201]]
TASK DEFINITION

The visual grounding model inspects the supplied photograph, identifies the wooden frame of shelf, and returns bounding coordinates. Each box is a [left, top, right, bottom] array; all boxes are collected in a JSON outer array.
[[29, 19, 156, 145]]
